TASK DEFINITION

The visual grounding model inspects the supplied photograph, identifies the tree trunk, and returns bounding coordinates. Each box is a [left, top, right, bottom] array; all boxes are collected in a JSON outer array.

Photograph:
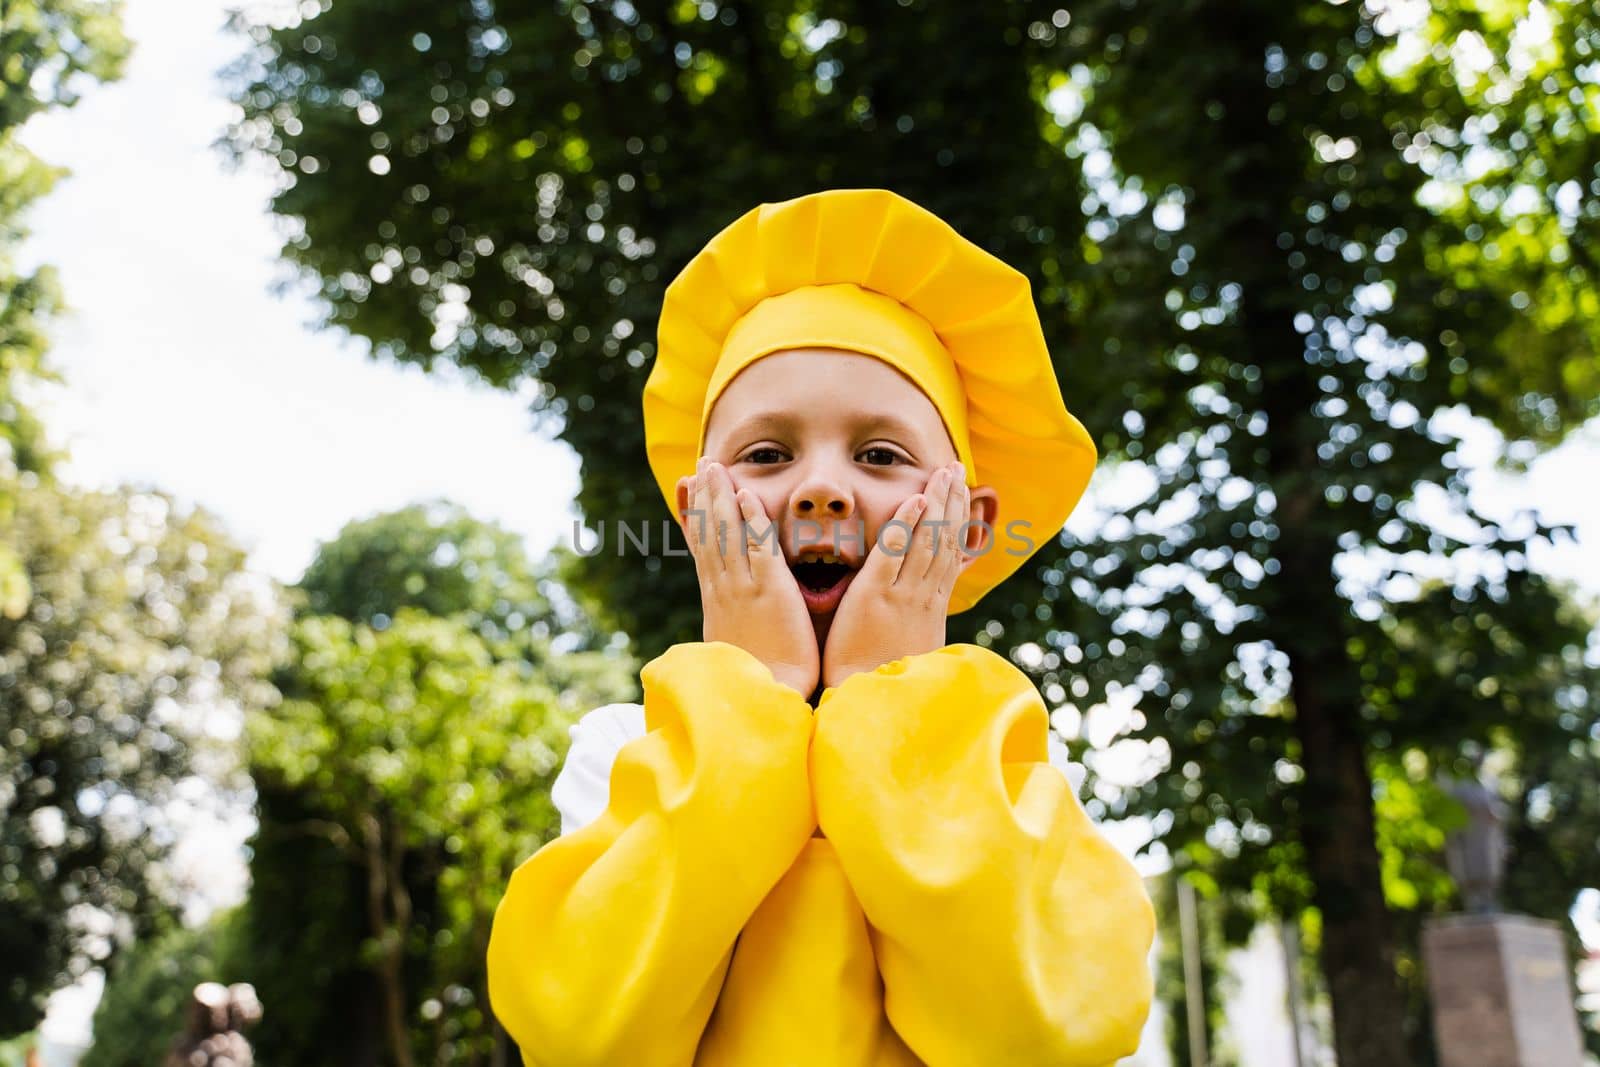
[[1285, 622, 1411, 1067], [1204, 2, 1415, 1057], [363, 810, 415, 1067], [1253, 309, 1412, 1067]]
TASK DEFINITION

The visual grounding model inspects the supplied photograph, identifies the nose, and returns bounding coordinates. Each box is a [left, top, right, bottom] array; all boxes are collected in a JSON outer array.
[[789, 469, 853, 520]]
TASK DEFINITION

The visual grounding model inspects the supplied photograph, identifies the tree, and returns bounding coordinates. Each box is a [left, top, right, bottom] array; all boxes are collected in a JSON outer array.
[[237, 503, 634, 1065], [248, 609, 573, 1066], [296, 499, 634, 711], [225, 2, 1600, 1062], [0, 0, 131, 617], [218, 0, 1087, 665], [0, 477, 285, 1035], [1019, 7, 1600, 1054]]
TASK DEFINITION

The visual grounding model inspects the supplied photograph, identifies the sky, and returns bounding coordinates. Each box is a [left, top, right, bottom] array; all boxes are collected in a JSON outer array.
[[13, 0, 1599, 1054], [15, 2, 583, 587]]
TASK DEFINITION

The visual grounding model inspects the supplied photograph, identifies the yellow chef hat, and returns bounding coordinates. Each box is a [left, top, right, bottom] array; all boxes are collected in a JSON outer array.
[[642, 187, 1096, 616]]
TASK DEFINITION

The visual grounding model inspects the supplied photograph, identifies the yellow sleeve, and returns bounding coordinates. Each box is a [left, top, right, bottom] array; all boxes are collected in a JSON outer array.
[[809, 643, 1156, 1067], [486, 641, 817, 1067]]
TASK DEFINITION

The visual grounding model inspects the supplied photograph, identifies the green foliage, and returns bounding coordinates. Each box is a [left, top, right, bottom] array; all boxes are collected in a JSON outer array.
[[0, 148, 65, 483], [0, 474, 286, 1037], [296, 499, 638, 712], [0, 1032, 41, 1067], [0, 0, 131, 618], [1371, 756, 1461, 912], [0, 0, 131, 130], [245, 607, 573, 1065], [256, 609, 570, 857], [81, 904, 250, 1067], [239, 504, 634, 1065], [297, 499, 555, 640], [236, 776, 388, 1067], [227, 1, 1600, 1062]]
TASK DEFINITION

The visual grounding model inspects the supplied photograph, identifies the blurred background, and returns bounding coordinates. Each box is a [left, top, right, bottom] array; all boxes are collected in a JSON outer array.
[[2, 0, 1598, 1064]]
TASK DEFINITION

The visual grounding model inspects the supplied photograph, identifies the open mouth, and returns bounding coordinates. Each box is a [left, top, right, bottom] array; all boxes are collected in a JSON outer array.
[[792, 559, 854, 592], [789, 556, 860, 614]]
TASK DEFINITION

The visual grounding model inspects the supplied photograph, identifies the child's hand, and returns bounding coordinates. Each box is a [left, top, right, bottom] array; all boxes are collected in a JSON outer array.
[[677, 457, 820, 699], [821, 461, 970, 690]]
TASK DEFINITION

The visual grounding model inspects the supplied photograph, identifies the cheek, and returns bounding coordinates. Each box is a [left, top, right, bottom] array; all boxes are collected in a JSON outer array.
[[721, 470, 754, 499], [746, 483, 786, 521], [861, 491, 914, 552]]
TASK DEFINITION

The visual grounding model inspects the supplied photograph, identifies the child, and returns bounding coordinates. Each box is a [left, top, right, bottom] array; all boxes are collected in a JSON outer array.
[[486, 188, 1155, 1066]]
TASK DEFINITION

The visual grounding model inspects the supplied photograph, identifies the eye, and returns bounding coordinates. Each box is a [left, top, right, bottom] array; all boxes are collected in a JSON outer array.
[[741, 446, 787, 464], [858, 446, 904, 466]]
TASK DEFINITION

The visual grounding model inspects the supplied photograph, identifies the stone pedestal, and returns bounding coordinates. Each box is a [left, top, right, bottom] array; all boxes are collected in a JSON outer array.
[[1422, 913, 1585, 1067]]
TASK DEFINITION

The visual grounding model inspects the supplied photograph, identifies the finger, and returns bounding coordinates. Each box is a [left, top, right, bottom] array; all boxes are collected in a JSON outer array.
[[733, 487, 774, 581], [918, 463, 966, 583], [933, 479, 969, 602], [706, 461, 742, 572], [683, 463, 704, 552], [871, 492, 927, 589], [688, 458, 724, 575], [930, 462, 970, 581], [677, 472, 699, 560], [904, 465, 952, 582]]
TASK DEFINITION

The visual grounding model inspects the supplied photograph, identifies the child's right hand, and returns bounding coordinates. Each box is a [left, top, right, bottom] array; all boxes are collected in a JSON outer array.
[[677, 457, 820, 699]]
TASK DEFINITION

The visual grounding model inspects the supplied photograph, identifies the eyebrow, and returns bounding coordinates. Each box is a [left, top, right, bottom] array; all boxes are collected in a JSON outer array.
[[723, 410, 929, 444]]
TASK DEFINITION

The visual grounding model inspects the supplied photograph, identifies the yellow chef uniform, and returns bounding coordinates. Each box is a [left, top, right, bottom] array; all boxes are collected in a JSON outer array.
[[486, 189, 1157, 1066]]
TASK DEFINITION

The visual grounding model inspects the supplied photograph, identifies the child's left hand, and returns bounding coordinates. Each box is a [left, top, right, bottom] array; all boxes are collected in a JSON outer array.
[[821, 461, 972, 690]]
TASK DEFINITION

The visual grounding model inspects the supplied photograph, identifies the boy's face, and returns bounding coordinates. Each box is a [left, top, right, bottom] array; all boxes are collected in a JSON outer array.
[[691, 347, 999, 640]]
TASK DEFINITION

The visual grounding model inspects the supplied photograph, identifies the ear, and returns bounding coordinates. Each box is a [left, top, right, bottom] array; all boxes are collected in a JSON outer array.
[[959, 484, 999, 567]]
